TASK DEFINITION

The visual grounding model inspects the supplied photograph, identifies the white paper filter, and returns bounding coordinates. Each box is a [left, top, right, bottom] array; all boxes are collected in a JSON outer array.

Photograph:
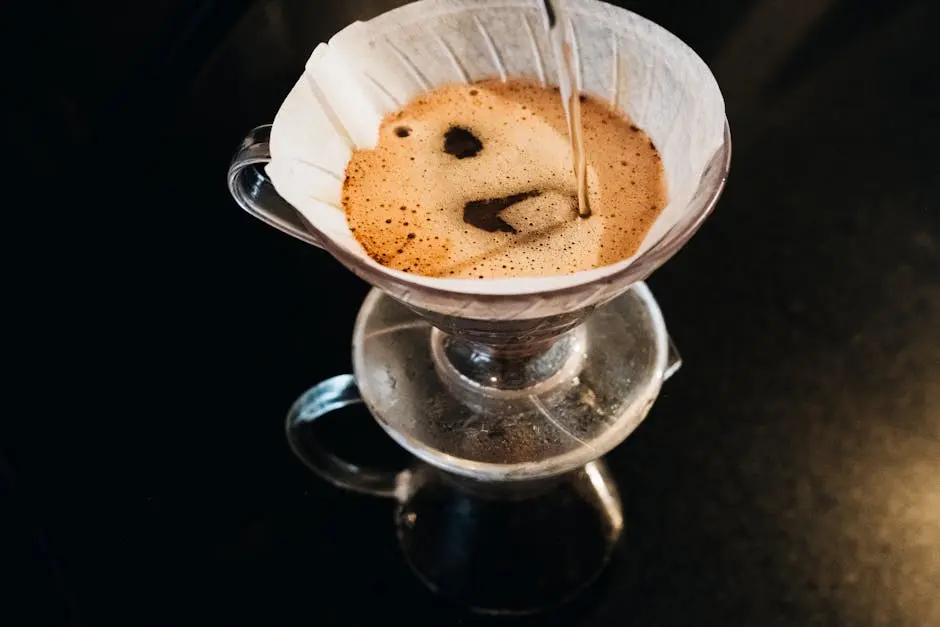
[[267, 0, 725, 296]]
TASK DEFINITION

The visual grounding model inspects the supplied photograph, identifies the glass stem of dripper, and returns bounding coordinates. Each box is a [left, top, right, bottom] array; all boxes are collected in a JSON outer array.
[[431, 324, 588, 403], [542, 0, 591, 218]]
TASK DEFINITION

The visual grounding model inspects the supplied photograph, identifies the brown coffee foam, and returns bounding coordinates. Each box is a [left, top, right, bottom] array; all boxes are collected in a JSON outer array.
[[343, 79, 667, 279]]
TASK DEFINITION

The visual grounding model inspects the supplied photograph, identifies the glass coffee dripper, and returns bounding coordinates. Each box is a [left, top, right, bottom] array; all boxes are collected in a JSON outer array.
[[227, 120, 730, 613], [226, 0, 728, 613]]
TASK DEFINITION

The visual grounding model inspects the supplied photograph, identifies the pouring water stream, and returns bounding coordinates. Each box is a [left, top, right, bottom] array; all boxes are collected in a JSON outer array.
[[541, 0, 591, 218]]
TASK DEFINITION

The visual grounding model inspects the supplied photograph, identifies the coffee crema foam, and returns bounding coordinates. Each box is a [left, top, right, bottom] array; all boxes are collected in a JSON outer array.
[[343, 79, 667, 279]]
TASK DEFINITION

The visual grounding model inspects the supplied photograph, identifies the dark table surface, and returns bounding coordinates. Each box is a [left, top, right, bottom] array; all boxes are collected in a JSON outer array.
[[4, 0, 939, 625]]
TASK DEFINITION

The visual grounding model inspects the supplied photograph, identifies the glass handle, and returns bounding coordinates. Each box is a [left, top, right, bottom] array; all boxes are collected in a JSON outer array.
[[664, 335, 682, 381], [227, 124, 324, 249], [286, 374, 404, 499]]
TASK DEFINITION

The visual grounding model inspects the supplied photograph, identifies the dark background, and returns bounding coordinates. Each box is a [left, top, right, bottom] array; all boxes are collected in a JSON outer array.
[[3, 0, 938, 625]]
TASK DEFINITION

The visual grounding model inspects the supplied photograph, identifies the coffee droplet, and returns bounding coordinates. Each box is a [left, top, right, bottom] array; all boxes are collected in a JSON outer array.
[[443, 126, 483, 159]]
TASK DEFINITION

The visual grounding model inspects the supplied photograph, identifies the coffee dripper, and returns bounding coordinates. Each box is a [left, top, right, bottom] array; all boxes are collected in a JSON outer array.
[[226, 0, 730, 614]]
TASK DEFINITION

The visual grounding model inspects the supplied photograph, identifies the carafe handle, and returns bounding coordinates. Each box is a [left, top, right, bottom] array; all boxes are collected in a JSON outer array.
[[286, 374, 405, 499], [227, 125, 324, 249]]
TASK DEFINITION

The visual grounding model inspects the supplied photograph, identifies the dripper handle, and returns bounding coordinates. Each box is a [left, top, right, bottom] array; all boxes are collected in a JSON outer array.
[[227, 125, 324, 249], [286, 374, 405, 499]]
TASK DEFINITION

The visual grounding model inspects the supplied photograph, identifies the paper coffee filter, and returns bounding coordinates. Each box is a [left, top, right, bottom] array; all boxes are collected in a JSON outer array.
[[268, 0, 725, 296]]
